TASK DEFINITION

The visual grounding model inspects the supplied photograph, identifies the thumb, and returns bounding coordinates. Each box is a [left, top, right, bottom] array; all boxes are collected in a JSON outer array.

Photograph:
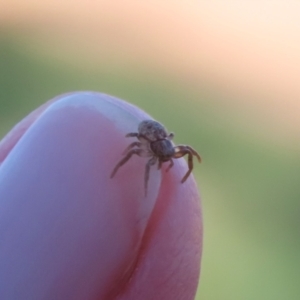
[[0, 92, 202, 300]]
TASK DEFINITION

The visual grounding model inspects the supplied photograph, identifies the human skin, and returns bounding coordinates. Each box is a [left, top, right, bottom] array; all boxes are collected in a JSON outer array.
[[0, 92, 202, 300]]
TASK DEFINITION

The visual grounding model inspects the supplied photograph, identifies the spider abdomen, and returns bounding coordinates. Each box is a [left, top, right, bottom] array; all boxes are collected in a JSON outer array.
[[138, 120, 168, 141]]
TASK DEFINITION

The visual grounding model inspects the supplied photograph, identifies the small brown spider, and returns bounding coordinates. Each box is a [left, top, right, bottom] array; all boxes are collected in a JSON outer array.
[[110, 120, 201, 196]]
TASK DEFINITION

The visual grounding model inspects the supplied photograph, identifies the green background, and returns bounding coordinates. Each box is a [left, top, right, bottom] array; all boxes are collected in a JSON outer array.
[[0, 28, 299, 300]]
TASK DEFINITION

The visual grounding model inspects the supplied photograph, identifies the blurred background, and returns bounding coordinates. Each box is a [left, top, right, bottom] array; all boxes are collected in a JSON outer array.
[[0, 1, 299, 299]]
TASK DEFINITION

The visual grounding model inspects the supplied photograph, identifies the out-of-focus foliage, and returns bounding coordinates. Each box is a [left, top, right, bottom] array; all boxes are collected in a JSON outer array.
[[1, 12, 300, 300]]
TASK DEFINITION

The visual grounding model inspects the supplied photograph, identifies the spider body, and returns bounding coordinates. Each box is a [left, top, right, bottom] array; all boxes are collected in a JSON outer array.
[[110, 120, 201, 196]]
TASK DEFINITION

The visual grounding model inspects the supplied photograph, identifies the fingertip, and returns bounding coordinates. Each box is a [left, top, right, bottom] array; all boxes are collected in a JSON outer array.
[[0, 91, 202, 299]]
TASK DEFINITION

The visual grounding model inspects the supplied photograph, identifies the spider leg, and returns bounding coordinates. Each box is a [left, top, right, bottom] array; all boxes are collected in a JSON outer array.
[[122, 141, 142, 154], [157, 160, 163, 170], [110, 149, 143, 178], [144, 156, 157, 196], [175, 145, 201, 163], [181, 151, 193, 183], [125, 132, 153, 143], [125, 132, 139, 138], [168, 132, 174, 140], [166, 159, 174, 172], [173, 146, 198, 183], [185, 145, 201, 163]]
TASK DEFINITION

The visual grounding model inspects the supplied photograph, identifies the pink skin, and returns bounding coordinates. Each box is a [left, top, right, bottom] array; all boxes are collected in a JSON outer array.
[[0, 92, 202, 300]]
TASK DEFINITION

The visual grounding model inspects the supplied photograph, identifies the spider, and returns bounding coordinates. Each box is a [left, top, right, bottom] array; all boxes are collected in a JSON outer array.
[[110, 120, 201, 196]]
